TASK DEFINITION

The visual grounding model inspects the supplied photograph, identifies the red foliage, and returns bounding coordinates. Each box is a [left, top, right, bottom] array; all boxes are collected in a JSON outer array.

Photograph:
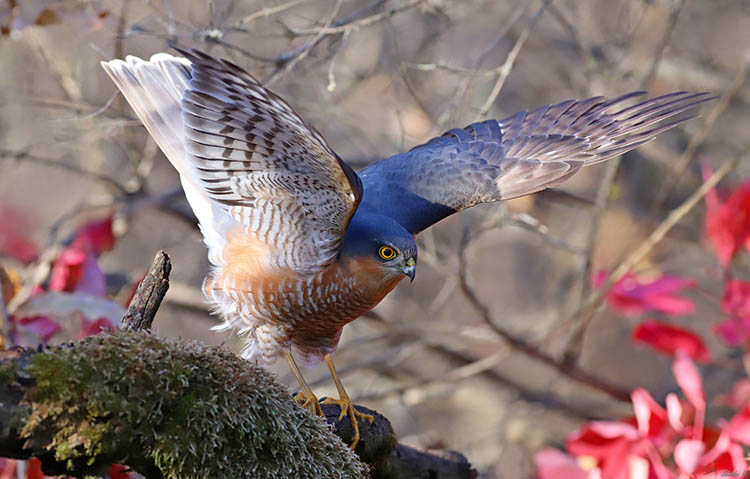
[[715, 279, 750, 346], [25, 459, 43, 479], [0, 202, 39, 264], [48, 246, 106, 295], [48, 215, 114, 296], [72, 216, 115, 255], [109, 464, 130, 479], [79, 316, 115, 338], [703, 163, 750, 268], [594, 271, 695, 317], [535, 355, 749, 479], [10, 315, 61, 345], [632, 320, 711, 362]]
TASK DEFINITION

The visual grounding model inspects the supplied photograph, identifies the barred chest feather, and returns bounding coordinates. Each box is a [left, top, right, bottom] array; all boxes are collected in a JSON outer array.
[[203, 255, 403, 365]]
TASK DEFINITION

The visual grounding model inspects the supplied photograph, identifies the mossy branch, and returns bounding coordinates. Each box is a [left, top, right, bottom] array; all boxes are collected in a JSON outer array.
[[0, 332, 368, 478]]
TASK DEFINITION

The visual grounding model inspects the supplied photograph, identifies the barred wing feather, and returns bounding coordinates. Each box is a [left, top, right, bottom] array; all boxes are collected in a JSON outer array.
[[102, 49, 362, 273], [359, 91, 713, 234]]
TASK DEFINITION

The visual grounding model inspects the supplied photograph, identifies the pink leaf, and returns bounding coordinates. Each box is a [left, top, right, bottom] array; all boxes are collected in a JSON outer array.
[[13, 315, 61, 344], [534, 448, 589, 479], [674, 439, 705, 474], [79, 316, 115, 339], [673, 351, 705, 410], [0, 458, 16, 479], [75, 253, 106, 296], [632, 320, 711, 362], [666, 393, 684, 433], [49, 246, 106, 296], [713, 316, 750, 346], [631, 388, 667, 439], [594, 271, 695, 317], [717, 379, 750, 409], [715, 280, 750, 346], [627, 455, 650, 479], [721, 280, 750, 318], [726, 405, 750, 445]]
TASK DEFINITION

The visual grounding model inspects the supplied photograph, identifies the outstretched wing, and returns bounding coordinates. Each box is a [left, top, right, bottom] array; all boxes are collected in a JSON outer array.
[[359, 91, 713, 235], [103, 49, 361, 274]]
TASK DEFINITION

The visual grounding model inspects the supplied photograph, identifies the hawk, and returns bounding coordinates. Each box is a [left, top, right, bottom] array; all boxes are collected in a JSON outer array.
[[102, 48, 711, 448]]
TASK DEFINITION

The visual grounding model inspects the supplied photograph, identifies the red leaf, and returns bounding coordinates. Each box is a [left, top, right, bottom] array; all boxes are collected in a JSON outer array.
[[565, 421, 639, 479], [716, 280, 750, 346], [13, 315, 61, 345], [699, 429, 747, 475], [26, 458, 44, 479], [594, 271, 695, 317], [109, 464, 129, 479], [0, 202, 39, 264], [702, 162, 750, 267], [49, 246, 106, 296], [632, 320, 711, 362], [534, 448, 588, 479], [79, 316, 115, 339], [73, 216, 115, 255], [721, 279, 750, 317]]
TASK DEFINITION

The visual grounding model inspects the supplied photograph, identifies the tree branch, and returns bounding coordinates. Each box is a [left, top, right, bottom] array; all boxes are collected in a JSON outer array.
[[121, 251, 171, 332]]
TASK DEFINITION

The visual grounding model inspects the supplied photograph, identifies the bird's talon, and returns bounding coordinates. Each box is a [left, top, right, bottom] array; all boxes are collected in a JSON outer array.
[[321, 396, 374, 448], [295, 390, 323, 416]]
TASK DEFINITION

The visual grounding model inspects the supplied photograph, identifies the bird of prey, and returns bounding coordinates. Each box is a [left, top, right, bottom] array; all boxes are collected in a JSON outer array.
[[102, 48, 711, 448]]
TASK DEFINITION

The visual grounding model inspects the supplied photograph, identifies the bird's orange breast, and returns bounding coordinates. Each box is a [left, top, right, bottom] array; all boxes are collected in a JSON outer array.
[[204, 231, 403, 361]]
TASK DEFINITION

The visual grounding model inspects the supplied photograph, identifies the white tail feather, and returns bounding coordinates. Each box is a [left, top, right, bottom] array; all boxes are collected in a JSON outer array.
[[101, 54, 229, 263]]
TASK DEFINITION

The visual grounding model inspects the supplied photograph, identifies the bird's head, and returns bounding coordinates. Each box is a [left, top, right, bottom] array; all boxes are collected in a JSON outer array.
[[340, 211, 418, 282]]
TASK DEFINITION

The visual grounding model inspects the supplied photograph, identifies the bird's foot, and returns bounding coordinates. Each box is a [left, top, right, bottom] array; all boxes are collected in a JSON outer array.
[[295, 390, 323, 417], [321, 395, 374, 449]]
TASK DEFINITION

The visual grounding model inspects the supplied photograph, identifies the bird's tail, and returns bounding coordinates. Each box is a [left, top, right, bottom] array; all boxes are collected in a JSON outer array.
[[101, 54, 228, 262]]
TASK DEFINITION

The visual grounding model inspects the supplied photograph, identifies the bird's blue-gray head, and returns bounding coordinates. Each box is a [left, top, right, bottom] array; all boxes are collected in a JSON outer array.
[[340, 209, 418, 282]]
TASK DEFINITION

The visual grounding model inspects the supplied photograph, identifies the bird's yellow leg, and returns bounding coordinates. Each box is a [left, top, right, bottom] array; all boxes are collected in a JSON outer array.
[[285, 352, 323, 416], [320, 353, 374, 449]]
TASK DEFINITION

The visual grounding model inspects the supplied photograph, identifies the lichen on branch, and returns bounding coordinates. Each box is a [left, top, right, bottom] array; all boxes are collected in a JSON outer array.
[[1, 330, 367, 478]]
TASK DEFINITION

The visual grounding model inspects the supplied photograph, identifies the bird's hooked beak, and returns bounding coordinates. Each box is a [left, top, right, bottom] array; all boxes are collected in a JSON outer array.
[[401, 257, 416, 282]]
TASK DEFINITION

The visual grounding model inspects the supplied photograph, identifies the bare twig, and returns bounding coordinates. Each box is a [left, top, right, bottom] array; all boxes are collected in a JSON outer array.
[[0, 149, 128, 195], [264, 0, 344, 85], [455, 231, 632, 402], [122, 251, 172, 332], [651, 60, 750, 211], [475, 0, 552, 120], [641, 0, 687, 89], [291, 0, 421, 36], [230, 0, 308, 31]]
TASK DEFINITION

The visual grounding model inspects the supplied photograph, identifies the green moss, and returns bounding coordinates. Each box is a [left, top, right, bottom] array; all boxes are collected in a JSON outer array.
[[0, 362, 16, 383], [21, 331, 367, 478]]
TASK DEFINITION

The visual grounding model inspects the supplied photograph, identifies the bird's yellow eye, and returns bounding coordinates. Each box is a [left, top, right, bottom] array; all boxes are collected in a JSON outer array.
[[378, 245, 396, 260]]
